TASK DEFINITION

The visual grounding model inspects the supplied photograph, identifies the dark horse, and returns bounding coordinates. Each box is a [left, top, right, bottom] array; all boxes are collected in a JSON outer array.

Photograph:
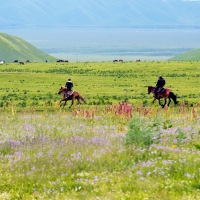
[[58, 86, 86, 108], [148, 86, 178, 108]]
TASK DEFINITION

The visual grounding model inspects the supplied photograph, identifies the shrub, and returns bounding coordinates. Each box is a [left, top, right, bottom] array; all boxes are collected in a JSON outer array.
[[125, 115, 154, 147], [18, 101, 26, 107]]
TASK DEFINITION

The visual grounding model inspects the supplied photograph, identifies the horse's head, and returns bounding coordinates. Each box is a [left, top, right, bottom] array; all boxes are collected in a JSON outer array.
[[148, 86, 154, 94], [58, 86, 66, 94], [147, 86, 152, 94]]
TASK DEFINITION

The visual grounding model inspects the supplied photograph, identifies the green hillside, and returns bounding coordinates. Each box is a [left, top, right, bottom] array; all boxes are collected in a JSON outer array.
[[169, 48, 200, 61], [0, 32, 58, 62]]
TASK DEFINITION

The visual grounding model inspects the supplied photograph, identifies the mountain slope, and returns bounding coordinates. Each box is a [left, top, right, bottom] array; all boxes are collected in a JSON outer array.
[[0, 33, 58, 62], [1, 0, 200, 28], [169, 48, 200, 61]]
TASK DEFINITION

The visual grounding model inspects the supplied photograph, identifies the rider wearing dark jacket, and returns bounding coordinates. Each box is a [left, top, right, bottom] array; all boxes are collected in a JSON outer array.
[[65, 78, 73, 98], [154, 76, 165, 98]]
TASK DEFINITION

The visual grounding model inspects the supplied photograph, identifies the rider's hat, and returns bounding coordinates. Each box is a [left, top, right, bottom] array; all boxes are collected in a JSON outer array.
[[68, 78, 72, 81], [159, 75, 162, 78]]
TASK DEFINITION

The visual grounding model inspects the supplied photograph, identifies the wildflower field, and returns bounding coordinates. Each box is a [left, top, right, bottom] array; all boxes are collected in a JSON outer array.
[[1, 103, 200, 200], [1, 61, 200, 199]]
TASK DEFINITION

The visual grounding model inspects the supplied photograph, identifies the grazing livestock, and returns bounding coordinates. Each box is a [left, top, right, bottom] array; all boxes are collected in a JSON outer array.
[[26, 60, 30, 63], [14, 60, 18, 63], [19, 62, 24, 65], [0, 61, 4, 64], [119, 59, 123, 62], [113, 60, 118, 62], [136, 59, 141, 62]]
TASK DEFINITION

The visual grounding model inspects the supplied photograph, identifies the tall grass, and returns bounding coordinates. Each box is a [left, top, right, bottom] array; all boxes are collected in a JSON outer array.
[[1, 103, 200, 199]]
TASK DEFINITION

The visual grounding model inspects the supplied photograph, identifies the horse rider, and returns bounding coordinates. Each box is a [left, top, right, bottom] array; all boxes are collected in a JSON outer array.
[[65, 78, 73, 98], [154, 75, 166, 98]]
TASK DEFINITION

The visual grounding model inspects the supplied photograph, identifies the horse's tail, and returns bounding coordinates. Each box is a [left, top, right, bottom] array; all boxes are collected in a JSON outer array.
[[169, 92, 178, 105], [79, 94, 87, 103]]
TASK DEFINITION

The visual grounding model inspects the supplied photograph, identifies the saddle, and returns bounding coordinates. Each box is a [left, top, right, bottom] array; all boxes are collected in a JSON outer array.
[[65, 91, 74, 98], [158, 87, 165, 94]]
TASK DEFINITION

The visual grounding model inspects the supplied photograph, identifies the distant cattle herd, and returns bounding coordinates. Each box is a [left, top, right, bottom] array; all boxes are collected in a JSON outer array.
[[57, 60, 69, 62], [0, 59, 142, 64], [113, 59, 123, 62], [113, 59, 141, 63], [1, 59, 69, 64]]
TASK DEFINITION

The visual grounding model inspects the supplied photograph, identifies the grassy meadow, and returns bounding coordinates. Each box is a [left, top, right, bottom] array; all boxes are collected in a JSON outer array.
[[0, 60, 200, 109], [1, 61, 200, 199]]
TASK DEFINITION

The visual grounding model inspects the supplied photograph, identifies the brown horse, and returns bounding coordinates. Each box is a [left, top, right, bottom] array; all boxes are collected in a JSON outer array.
[[58, 86, 86, 108], [148, 86, 178, 108]]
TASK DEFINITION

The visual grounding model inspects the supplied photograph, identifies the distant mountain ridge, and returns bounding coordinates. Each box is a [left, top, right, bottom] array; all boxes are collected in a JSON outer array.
[[1, 0, 200, 29], [0, 33, 58, 62]]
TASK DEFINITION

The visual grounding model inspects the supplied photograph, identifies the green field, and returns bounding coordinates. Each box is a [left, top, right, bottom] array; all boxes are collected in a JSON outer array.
[[1, 61, 200, 199], [0, 61, 200, 110]]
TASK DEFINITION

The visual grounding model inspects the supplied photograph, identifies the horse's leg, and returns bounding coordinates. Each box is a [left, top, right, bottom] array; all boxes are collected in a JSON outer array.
[[152, 98, 156, 104], [167, 98, 171, 106], [69, 101, 73, 108], [63, 100, 67, 108], [69, 96, 74, 108], [60, 100, 67, 108], [162, 98, 167, 108], [60, 99, 64, 107], [77, 97, 81, 105], [60, 98, 67, 108], [158, 98, 165, 108]]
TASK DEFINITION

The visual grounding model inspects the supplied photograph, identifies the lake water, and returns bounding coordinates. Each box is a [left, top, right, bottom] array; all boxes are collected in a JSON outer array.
[[2, 28, 200, 61]]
